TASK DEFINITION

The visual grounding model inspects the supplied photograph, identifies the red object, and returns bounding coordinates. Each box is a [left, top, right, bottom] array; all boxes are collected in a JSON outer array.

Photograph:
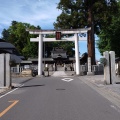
[[56, 32, 61, 40]]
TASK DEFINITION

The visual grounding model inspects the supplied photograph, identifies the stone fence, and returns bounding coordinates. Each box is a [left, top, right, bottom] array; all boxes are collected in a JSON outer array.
[[10, 64, 104, 76], [80, 64, 104, 75]]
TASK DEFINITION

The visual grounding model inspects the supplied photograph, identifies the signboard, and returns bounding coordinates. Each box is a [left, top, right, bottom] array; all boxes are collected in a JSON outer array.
[[56, 32, 61, 40]]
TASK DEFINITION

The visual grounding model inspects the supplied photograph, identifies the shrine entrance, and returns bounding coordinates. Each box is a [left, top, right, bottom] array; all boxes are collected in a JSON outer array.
[[28, 28, 90, 76]]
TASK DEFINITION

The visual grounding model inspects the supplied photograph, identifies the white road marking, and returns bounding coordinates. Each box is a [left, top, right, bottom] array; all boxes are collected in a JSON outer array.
[[0, 84, 24, 99], [61, 78, 74, 82], [110, 105, 120, 113]]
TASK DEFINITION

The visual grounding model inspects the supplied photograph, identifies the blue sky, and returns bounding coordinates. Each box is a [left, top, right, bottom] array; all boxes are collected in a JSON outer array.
[[0, 0, 102, 60]]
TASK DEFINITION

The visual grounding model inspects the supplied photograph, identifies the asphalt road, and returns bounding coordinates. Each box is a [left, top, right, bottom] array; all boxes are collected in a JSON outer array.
[[0, 76, 120, 120]]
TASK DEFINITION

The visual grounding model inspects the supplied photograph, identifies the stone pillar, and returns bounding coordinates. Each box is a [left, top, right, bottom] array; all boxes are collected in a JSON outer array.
[[0, 54, 11, 88], [118, 61, 120, 75], [87, 57, 93, 75], [70, 63, 73, 71], [45, 64, 49, 76], [0, 54, 5, 87], [64, 63, 66, 71], [5, 54, 11, 88], [17, 64, 20, 73], [53, 63, 55, 71], [75, 33, 80, 75], [38, 34, 43, 76], [109, 51, 116, 84], [103, 51, 110, 84], [73, 63, 76, 72], [45, 64, 48, 68], [55, 63, 57, 71], [51, 64, 54, 71]]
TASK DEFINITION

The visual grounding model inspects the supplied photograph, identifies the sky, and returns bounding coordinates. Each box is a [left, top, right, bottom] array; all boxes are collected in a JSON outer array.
[[0, 0, 102, 60]]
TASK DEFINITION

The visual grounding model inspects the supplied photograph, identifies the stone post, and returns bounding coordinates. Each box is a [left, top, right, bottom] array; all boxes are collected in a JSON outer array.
[[73, 63, 76, 73], [0, 54, 5, 87], [0, 54, 11, 88], [87, 57, 93, 75], [51, 64, 54, 71], [109, 51, 116, 84], [5, 54, 11, 88], [64, 63, 67, 71], [103, 51, 110, 84], [17, 64, 20, 73], [118, 61, 120, 76], [55, 63, 57, 71], [53, 63, 55, 71]]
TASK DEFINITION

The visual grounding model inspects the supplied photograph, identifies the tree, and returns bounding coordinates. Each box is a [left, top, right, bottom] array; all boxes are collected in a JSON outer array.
[[1, 22, 74, 59], [54, 0, 118, 64], [2, 29, 9, 40], [1, 21, 41, 59], [97, 2, 120, 57]]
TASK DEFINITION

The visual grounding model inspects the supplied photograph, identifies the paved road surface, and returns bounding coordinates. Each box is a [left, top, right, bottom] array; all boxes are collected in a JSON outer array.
[[0, 76, 120, 120]]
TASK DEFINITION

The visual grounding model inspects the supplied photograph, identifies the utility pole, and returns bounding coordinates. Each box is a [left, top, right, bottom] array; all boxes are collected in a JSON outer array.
[[87, 0, 96, 65]]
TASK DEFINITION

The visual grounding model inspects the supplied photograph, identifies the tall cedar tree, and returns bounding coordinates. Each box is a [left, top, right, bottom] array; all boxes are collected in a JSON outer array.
[[54, 0, 118, 64]]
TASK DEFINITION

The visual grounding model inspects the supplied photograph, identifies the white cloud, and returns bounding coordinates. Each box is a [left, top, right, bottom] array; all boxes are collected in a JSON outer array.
[[0, 0, 61, 32]]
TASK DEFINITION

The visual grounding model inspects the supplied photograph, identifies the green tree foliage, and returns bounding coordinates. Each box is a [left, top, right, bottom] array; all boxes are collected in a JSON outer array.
[[97, 2, 120, 57], [54, 0, 118, 62], [1, 21, 41, 59], [54, 0, 118, 34], [1, 21, 74, 58]]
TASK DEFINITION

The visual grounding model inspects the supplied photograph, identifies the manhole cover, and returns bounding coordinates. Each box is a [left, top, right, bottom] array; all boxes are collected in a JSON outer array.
[[56, 88, 66, 90]]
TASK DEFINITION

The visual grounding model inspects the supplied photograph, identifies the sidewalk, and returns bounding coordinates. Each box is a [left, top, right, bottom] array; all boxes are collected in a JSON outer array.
[[80, 75, 120, 94], [0, 76, 32, 94], [80, 75, 120, 108]]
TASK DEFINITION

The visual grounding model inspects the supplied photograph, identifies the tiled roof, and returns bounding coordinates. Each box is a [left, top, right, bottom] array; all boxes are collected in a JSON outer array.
[[0, 42, 15, 48], [0, 39, 24, 63]]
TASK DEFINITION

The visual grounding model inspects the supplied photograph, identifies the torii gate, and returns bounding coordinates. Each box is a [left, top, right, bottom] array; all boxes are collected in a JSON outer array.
[[28, 28, 91, 76]]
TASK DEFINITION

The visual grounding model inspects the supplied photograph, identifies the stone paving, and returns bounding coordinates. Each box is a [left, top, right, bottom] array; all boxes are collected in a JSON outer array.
[[51, 71, 75, 77], [52, 71, 67, 77]]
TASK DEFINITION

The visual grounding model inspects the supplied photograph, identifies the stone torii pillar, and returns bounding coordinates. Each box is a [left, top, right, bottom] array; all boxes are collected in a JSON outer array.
[[75, 33, 80, 75], [38, 34, 43, 75], [37, 33, 80, 75]]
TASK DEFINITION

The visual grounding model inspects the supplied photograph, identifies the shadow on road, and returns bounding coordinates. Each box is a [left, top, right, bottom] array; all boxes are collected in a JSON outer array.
[[116, 82, 120, 84], [20, 84, 45, 88], [20, 78, 34, 84]]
